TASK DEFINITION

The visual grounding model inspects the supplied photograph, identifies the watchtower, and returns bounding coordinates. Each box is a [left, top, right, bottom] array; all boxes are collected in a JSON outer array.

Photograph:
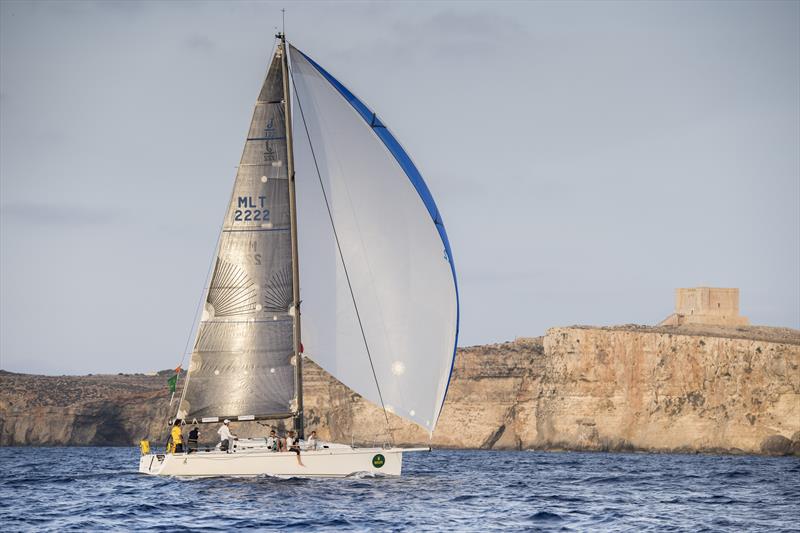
[[659, 287, 749, 326]]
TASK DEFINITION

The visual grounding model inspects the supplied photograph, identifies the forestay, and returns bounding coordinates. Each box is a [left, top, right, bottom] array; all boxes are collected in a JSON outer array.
[[289, 45, 459, 433], [177, 52, 297, 421]]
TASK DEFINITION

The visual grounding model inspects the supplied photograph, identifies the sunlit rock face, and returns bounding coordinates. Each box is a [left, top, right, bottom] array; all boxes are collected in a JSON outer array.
[[530, 326, 799, 454], [304, 325, 799, 455], [1, 325, 798, 455]]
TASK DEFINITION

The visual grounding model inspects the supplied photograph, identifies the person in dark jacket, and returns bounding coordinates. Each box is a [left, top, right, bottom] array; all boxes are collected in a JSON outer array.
[[187, 426, 199, 453]]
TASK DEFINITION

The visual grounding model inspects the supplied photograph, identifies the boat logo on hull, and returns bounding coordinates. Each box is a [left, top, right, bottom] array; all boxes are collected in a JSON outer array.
[[372, 454, 385, 468]]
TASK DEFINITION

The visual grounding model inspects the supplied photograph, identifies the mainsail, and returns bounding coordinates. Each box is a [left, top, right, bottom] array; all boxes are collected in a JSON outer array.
[[177, 49, 297, 421], [289, 45, 459, 433]]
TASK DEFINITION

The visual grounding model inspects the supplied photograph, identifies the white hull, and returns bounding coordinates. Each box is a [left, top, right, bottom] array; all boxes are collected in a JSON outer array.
[[139, 445, 427, 478]]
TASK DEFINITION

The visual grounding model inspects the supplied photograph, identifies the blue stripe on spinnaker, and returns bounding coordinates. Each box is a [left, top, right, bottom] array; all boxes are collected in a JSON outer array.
[[292, 46, 460, 427]]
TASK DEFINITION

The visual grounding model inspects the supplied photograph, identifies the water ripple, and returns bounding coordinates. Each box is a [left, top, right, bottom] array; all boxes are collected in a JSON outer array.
[[0, 448, 798, 531]]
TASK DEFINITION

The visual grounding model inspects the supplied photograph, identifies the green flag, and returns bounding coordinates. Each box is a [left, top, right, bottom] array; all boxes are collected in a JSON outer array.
[[167, 374, 177, 393]]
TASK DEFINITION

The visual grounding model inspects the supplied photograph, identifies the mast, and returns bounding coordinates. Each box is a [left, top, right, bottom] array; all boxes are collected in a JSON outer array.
[[279, 32, 304, 439]]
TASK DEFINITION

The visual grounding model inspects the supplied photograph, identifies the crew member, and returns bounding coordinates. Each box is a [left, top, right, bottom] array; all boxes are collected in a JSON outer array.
[[187, 426, 199, 453], [286, 430, 301, 454], [171, 420, 184, 454], [266, 429, 279, 452], [306, 430, 319, 451], [218, 419, 236, 452], [286, 430, 303, 466]]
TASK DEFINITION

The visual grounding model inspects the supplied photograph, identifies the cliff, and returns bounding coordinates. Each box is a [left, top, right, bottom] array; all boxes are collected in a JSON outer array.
[[2, 324, 798, 455], [0, 373, 173, 446]]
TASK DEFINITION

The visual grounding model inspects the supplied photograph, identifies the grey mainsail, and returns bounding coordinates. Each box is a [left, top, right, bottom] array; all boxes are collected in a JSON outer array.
[[176, 49, 296, 422]]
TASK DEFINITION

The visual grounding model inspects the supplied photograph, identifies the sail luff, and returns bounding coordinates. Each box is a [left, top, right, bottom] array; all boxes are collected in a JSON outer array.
[[279, 33, 304, 439]]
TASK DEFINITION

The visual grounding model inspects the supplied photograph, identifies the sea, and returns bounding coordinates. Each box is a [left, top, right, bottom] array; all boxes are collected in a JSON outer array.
[[0, 447, 798, 532]]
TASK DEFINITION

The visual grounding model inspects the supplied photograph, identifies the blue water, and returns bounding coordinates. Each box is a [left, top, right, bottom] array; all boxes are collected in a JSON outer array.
[[0, 448, 798, 531]]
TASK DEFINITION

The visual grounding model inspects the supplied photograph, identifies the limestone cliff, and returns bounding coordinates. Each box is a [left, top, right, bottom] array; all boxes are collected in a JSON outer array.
[[0, 373, 173, 446], [534, 325, 799, 454], [1, 325, 798, 455]]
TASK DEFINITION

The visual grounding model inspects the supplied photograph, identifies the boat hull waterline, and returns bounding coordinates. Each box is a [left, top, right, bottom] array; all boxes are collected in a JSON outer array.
[[139, 447, 428, 478]]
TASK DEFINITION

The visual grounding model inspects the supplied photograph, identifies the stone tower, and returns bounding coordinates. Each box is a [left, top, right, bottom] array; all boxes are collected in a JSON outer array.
[[659, 287, 749, 326]]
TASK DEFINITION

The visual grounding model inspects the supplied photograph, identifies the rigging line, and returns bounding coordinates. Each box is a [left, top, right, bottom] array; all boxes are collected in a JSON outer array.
[[174, 178, 236, 417], [288, 55, 394, 444], [172, 221, 221, 409]]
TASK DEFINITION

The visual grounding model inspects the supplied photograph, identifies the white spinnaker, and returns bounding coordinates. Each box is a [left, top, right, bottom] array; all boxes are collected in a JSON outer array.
[[289, 46, 457, 433]]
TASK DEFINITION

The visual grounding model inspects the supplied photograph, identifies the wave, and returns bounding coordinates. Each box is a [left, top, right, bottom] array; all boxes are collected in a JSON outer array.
[[529, 511, 563, 521]]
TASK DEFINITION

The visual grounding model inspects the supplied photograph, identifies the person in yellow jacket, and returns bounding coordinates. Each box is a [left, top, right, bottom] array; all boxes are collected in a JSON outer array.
[[170, 420, 184, 454]]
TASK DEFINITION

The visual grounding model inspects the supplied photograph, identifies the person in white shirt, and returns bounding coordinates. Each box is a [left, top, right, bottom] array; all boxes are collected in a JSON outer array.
[[285, 430, 303, 465], [306, 430, 319, 451], [217, 419, 236, 452], [266, 429, 279, 452], [285, 430, 299, 453]]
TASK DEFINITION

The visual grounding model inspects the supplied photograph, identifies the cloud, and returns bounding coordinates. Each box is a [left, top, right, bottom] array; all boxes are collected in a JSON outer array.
[[321, 6, 530, 69], [390, 8, 530, 58], [185, 34, 215, 52], [0, 202, 118, 227]]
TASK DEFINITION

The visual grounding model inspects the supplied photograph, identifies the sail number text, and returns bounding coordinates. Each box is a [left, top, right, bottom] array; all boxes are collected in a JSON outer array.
[[233, 196, 270, 223]]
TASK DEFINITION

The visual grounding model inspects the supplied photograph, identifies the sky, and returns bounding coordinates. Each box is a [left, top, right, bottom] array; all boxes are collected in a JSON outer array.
[[1, 0, 798, 375]]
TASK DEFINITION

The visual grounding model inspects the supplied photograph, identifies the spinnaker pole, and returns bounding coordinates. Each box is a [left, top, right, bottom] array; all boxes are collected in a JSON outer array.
[[279, 32, 304, 440]]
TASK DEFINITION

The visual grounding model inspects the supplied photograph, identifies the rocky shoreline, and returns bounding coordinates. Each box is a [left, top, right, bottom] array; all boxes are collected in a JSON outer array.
[[2, 324, 798, 455]]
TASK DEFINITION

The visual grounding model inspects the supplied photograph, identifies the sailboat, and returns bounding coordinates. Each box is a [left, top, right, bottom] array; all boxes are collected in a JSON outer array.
[[138, 33, 458, 478]]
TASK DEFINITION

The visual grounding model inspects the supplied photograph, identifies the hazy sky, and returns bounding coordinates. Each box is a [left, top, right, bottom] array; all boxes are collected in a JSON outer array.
[[1, 1, 798, 374]]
